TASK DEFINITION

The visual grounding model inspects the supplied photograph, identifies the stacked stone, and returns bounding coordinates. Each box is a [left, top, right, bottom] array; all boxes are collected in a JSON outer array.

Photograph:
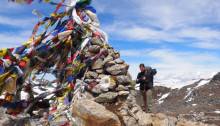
[[80, 36, 132, 104]]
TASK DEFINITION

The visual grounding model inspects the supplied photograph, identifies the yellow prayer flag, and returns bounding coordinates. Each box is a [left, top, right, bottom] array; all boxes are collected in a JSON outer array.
[[0, 48, 8, 58], [22, 42, 32, 47], [21, 57, 29, 62], [0, 72, 9, 83], [43, 0, 50, 2]]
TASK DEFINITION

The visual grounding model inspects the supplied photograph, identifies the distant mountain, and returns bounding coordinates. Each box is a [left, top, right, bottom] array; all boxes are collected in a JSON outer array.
[[135, 72, 220, 125]]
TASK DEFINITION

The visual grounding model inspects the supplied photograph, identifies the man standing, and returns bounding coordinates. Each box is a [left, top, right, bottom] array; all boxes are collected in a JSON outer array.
[[136, 64, 157, 113]]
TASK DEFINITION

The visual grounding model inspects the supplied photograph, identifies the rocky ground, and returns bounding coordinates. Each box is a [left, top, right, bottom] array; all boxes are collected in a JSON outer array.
[[144, 72, 220, 126]]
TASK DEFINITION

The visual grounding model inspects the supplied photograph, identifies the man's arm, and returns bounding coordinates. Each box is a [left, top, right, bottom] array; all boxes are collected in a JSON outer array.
[[136, 73, 141, 83]]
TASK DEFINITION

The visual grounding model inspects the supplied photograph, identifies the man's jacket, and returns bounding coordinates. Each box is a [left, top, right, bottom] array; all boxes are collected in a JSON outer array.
[[136, 69, 157, 90]]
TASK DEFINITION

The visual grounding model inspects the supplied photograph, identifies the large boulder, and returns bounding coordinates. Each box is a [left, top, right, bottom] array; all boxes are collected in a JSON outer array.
[[92, 59, 103, 70], [85, 71, 98, 79], [88, 45, 101, 54], [114, 58, 124, 64], [115, 75, 131, 85], [97, 74, 106, 79], [136, 111, 153, 126], [105, 63, 129, 75], [113, 50, 120, 54], [116, 85, 129, 91], [72, 99, 121, 126], [90, 36, 104, 48], [103, 55, 114, 65], [95, 92, 118, 103], [105, 61, 116, 67], [127, 117, 138, 126], [118, 91, 129, 96], [96, 69, 104, 74], [91, 84, 103, 94]]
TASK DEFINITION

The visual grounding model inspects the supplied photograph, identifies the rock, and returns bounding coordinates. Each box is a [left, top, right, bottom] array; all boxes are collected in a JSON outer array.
[[130, 90, 137, 97], [84, 51, 91, 58], [91, 84, 103, 94], [153, 117, 169, 126], [127, 117, 137, 126], [122, 116, 130, 125], [168, 117, 178, 126], [109, 82, 117, 90], [90, 36, 104, 48], [111, 53, 117, 60], [105, 64, 129, 75], [131, 106, 139, 114], [115, 75, 131, 85], [105, 61, 116, 67], [1, 117, 38, 126], [97, 74, 106, 79], [113, 50, 120, 54], [210, 72, 220, 82], [100, 48, 108, 57], [121, 105, 129, 110], [115, 54, 120, 59], [120, 109, 128, 116], [118, 91, 129, 96], [83, 90, 94, 100], [85, 71, 98, 79], [116, 85, 129, 91], [88, 45, 101, 54], [92, 59, 103, 70], [125, 85, 132, 89], [136, 111, 153, 126], [85, 79, 96, 84], [126, 72, 132, 81], [96, 69, 104, 74], [155, 113, 167, 120], [117, 95, 129, 103], [103, 55, 114, 65], [114, 58, 124, 64], [108, 46, 114, 49], [72, 99, 121, 126], [128, 110, 139, 120], [95, 92, 118, 103], [53, 116, 68, 126]]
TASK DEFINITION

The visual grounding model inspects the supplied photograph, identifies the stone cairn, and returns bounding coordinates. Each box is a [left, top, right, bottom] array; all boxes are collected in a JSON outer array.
[[69, 36, 216, 126]]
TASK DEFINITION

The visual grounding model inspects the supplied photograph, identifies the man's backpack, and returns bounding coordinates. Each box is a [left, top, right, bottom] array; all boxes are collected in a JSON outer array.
[[145, 66, 157, 89]]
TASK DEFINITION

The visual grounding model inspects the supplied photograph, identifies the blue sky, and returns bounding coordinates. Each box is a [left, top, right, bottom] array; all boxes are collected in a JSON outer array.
[[0, 0, 220, 81]]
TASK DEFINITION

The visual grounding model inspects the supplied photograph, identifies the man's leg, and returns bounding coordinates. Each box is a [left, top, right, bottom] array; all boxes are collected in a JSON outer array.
[[146, 89, 153, 113], [139, 90, 145, 112]]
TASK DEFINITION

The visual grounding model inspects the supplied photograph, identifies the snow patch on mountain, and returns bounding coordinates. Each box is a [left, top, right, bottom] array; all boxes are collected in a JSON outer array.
[[154, 79, 199, 89], [195, 79, 210, 88], [158, 93, 170, 104]]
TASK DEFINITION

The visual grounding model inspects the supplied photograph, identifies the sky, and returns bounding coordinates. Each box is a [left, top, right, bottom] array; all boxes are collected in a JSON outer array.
[[0, 0, 220, 81]]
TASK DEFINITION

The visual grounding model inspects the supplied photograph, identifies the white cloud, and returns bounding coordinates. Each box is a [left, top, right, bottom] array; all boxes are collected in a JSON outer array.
[[124, 48, 220, 81], [177, 27, 220, 40], [0, 15, 36, 28], [0, 1, 22, 13], [191, 41, 220, 49], [120, 49, 152, 57], [0, 30, 31, 48], [96, 0, 220, 49], [103, 22, 220, 49]]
